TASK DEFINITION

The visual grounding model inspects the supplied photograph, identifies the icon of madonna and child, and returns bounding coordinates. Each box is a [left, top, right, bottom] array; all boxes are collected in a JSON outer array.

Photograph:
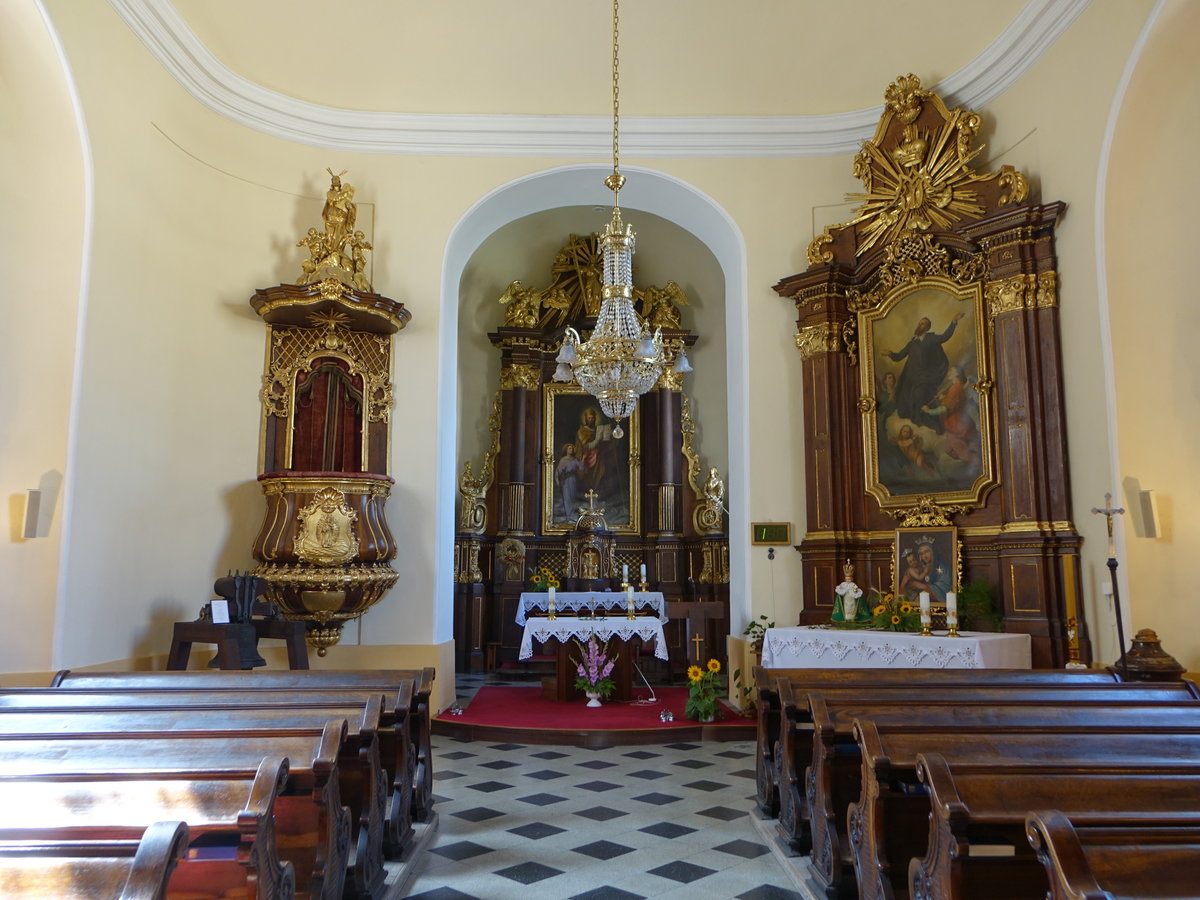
[[870, 290, 986, 498], [548, 393, 633, 530]]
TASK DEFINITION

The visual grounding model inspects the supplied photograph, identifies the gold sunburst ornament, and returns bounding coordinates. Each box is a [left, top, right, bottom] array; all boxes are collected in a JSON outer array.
[[553, 0, 691, 437]]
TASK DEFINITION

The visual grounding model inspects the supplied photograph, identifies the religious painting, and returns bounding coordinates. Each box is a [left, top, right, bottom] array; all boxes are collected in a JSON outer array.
[[859, 277, 996, 509], [541, 383, 640, 534], [893, 526, 958, 604]]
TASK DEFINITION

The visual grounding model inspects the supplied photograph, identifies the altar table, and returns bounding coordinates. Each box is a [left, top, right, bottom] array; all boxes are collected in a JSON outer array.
[[516, 591, 667, 625], [760, 626, 1031, 670], [519, 616, 668, 702]]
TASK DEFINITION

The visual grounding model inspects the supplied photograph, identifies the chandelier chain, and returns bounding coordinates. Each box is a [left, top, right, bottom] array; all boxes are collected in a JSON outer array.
[[612, 0, 620, 180]]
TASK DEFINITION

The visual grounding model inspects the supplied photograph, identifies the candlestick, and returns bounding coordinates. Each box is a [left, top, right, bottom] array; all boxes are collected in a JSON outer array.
[[547, 587, 556, 621], [626, 584, 635, 619], [945, 591, 960, 637]]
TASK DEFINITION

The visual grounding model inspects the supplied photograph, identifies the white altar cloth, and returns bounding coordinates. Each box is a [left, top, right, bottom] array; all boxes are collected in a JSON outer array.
[[518, 616, 668, 661], [516, 591, 667, 625], [760, 625, 1031, 670]]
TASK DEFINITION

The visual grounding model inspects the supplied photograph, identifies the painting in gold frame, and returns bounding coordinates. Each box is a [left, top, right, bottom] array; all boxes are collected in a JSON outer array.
[[859, 276, 996, 510], [541, 383, 640, 534], [893, 526, 958, 604]]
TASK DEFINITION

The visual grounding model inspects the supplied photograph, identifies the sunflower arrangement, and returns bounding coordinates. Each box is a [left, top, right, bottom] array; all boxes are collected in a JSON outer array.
[[528, 566, 560, 592], [868, 590, 921, 632], [685, 658, 723, 722]]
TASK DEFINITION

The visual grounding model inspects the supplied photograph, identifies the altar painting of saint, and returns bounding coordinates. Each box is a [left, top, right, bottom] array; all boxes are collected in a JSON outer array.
[[542, 384, 639, 533], [863, 282, 993, 505]]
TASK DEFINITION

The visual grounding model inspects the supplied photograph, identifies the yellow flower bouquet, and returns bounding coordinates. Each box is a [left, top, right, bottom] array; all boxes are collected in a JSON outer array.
[[685, 658, 723, 722], [528, 566, 560, 592], [867, 590, 921, 632]]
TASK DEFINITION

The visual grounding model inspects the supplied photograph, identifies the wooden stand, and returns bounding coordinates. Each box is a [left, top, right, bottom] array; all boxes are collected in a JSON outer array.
[[166, 619, 309, 670]]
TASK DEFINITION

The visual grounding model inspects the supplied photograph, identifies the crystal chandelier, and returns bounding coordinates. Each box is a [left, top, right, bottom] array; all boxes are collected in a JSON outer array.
[[553, 0, 690, 439]]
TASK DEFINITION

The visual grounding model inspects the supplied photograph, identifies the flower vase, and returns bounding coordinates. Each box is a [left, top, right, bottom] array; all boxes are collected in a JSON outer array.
[[585, 691, 602, 708]]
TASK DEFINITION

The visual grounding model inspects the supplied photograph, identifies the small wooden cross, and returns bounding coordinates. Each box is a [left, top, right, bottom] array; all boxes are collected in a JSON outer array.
[[691, 632, 704, 662]]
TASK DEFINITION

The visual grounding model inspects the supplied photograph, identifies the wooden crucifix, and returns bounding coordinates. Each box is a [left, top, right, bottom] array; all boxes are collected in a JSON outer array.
[[1091, 492, 1127, 675]]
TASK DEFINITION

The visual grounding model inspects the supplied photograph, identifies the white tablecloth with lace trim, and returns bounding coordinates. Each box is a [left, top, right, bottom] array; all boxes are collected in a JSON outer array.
[[760, 626, 1030, 669], [516, 591, 667, 625], [518, 616, 668, 661]]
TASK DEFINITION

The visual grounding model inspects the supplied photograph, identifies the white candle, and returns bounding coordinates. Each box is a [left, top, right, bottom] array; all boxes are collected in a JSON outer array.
[[623, 564, 629, 581], [946, 592, 957, 616], [627, 584, 635, 615], [640, 563, 647, 580], [919, 591, 931, 624], [548, 585, 555, 604]]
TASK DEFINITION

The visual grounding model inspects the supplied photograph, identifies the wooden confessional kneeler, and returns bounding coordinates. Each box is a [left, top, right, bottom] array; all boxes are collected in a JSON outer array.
[[773, 75, 1088, 668], [249, 173, 410, 655]]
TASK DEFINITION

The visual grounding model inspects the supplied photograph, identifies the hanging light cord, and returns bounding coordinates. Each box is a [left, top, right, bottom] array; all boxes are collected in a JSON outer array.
[[605, 0, 624, 211]]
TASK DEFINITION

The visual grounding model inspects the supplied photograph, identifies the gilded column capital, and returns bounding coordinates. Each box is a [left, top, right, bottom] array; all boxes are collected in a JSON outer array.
[[985, 271, 1057, 319], [795, 322, 843, 361], [499, 362, 541, 391]]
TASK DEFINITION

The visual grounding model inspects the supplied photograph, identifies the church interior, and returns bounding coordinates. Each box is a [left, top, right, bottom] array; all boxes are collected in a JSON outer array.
[[2, 0, 1199, 897]]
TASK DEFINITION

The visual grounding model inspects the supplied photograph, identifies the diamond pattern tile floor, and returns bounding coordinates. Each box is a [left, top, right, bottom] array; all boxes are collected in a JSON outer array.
[[406, 732, 802, 899]]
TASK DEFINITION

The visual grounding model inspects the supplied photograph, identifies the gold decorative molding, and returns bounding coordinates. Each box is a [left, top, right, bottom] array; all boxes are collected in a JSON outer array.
[[795, 322, 842, 361], [693, 467, 725, 535], [985, 272, 1058, 318], [294, 487, 359, 566], [808, 74, 1028, 262], [884, 496, 967, 527], [458, 462, 488, 534], [499, 362, 541, 391], [680, 393, 703, 499]]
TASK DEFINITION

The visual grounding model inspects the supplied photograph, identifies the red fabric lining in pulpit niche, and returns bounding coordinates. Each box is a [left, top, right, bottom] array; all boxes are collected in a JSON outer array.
[[437, 686, 744, 731]]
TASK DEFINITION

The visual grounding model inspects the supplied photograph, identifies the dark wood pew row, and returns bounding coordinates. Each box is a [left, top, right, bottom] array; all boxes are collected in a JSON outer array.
[[771, 677, 1197, 859], [3, 685, 417, 858], [795, 687, 1200, 892], [1025, 810, 1200, 900], [0, 759, 294, 899], [0, 721, 353, 900], [51, 667, 436, 827], [848, 725, 1200, 900], [752, 667, 1121, 819], [0, 705, 386, 898], [912, 754, 1200, 900], [0, 819, 189, 900]]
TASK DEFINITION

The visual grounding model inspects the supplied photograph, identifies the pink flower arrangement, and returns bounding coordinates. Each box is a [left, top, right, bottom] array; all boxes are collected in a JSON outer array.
[[572, 636, 617, 699]]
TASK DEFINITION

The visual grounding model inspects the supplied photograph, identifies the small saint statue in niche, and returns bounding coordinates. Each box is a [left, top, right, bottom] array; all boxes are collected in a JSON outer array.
[[296, 169, 374, 292], [831, 559, 870, 623]]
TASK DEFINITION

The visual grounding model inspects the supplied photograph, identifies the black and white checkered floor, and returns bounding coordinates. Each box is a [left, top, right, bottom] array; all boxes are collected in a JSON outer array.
[[406, 676, 802, 899]]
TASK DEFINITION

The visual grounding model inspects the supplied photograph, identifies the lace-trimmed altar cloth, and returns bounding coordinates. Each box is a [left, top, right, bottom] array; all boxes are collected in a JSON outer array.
[[518, 616, 669, 661], [760, 626, 1031, 669], [516, 591, 667, 625]]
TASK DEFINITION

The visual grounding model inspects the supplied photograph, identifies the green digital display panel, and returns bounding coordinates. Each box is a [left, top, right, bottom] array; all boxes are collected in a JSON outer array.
[[751, 522, 792, 545]]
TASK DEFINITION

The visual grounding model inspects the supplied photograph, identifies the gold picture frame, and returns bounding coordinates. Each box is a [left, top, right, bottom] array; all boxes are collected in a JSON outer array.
[[859, 276, 997, 511], [541, 383, 640, 534], [893, 526, 958, 603]]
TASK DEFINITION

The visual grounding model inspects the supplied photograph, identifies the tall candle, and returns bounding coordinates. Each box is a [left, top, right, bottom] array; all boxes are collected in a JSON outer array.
[[919, 591, 931, 623], [640, 563, 647, 580], [623, 564, 629, 581], [946, 592, 957, 617]]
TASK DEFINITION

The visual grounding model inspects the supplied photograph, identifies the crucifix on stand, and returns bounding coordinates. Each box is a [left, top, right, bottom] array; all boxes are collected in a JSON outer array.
[[1091, 492, 1127, 677]]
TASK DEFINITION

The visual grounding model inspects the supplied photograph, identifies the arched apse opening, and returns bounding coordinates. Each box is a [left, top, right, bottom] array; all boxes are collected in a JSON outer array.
[[435, 164, 749, 645]]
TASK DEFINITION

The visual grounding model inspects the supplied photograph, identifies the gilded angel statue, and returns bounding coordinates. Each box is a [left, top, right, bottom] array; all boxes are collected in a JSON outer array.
[[639, 280, 690, 329], [498, 281, 570, 329], [296, 170, 372, 291]]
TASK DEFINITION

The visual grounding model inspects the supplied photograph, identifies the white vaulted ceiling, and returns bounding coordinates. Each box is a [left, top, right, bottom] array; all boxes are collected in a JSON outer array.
[[111, 0, 1087, 156]]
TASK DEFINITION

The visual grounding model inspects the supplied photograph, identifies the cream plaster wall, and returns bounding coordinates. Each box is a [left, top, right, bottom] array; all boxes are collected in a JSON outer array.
[[0, 1, 85, 672], [1105, 0, 1200, 673], [4, 0, 1189, 678]]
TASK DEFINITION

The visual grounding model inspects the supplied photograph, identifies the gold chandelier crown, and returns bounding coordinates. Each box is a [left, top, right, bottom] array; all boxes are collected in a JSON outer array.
[[552, 0, 690, 438]]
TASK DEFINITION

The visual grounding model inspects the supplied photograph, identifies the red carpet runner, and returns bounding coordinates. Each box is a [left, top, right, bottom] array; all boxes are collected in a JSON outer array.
[[437, 685, 747, 733]]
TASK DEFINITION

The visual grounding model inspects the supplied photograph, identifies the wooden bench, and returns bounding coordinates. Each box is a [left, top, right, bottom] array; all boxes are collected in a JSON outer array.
[[911, 753, 1200, 900], [848, 724, 1200, 900], [51, 667, 436, 828], [0, 703, 387, 897], [1025, 810, 1200, 900], [772, 678, 1198, 859], [0, 721, 352, 900], [0, 758, 293, 900], [0, 820, 189, 900], [752, 667, 1121, 819], [2, 685, 417, 859]]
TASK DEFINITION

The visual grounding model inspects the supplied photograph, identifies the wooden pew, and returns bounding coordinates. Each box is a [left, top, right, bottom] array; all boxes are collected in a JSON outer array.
[[911, 753, 1200, 900], [0, 758, 294, 900], [0, 704, 386, 897], [753, 667, 1121, 821], [1, 685, 417, 858], [0, 820, 189, 900], [0, 721, 352, 900], [52, 667, 435, 827], [848, 724, 1200, 900], [772, 678, 1197, 859], [1025, 810, 1200, 900]]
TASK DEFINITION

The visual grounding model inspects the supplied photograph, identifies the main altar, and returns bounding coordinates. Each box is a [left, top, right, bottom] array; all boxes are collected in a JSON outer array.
[[452, 234, 730, 677]]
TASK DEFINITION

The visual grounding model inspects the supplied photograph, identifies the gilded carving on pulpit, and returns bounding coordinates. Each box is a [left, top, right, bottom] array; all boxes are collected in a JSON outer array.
[[297, 170, 374, 292], [295, 487, 359, 566]]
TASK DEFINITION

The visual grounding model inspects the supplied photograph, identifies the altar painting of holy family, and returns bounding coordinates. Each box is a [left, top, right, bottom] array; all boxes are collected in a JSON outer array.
[[860, 280, 996, 508], [542, 383, 640, 534]]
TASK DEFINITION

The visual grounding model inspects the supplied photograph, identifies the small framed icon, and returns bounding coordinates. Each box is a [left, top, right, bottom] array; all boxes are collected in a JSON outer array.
[[751, 522, 792, 545]]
